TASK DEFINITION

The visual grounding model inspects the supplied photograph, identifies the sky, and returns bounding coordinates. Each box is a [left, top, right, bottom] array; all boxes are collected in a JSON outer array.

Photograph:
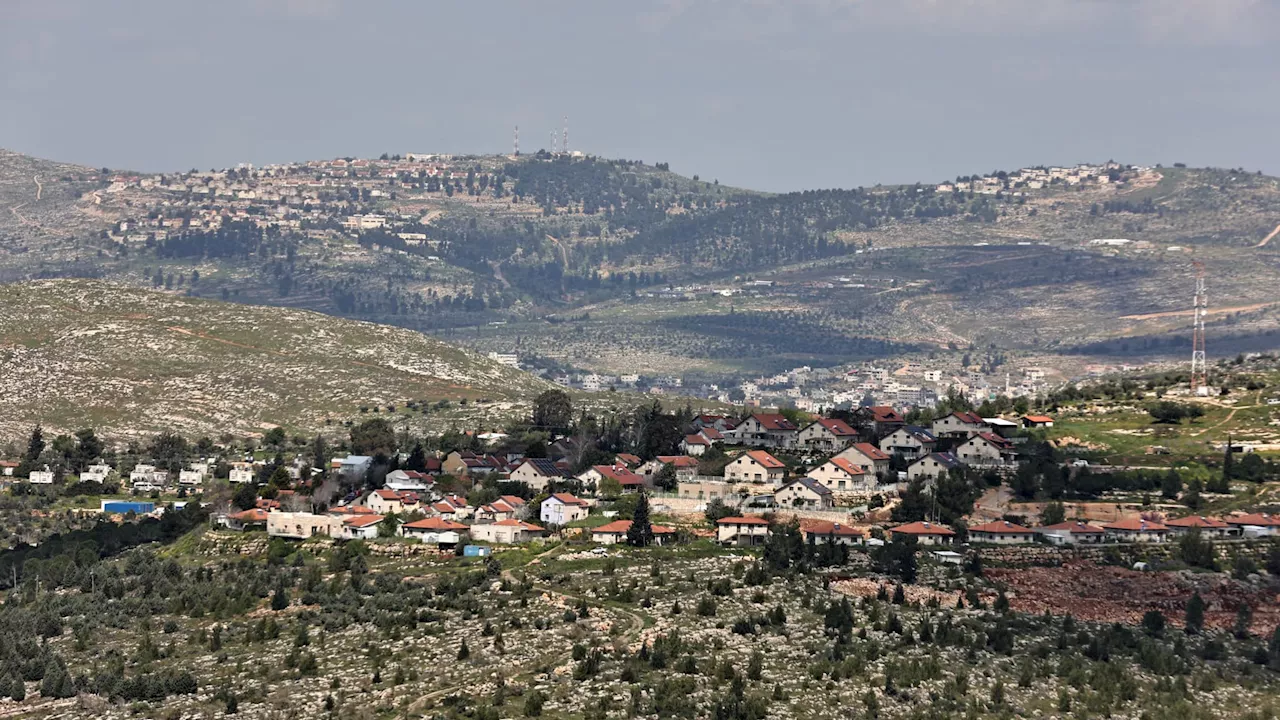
[[3, 0, 1279, 192]]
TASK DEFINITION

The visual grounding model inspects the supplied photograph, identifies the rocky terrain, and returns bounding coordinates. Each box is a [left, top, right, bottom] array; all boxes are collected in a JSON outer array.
[[0, 279, 559, 444]]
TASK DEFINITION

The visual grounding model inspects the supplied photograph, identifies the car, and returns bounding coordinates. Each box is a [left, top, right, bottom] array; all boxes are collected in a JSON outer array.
[[590, 547, 608, 556]]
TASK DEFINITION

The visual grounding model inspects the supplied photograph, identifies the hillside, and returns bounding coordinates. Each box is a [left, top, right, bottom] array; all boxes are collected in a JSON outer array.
[[0, 279, 558, 444], [1, 149, 1278, 381]]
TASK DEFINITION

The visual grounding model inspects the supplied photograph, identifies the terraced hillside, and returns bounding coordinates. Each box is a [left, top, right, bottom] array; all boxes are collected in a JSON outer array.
[[0, 280, 557, 444]]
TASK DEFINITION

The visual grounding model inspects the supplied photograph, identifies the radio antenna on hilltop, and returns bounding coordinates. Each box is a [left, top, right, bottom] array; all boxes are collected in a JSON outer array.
[[550, 130, 557, 154], [1190, 260, 1208, 395], [562, 116, 568, 154], [513, 125, 519, 156]]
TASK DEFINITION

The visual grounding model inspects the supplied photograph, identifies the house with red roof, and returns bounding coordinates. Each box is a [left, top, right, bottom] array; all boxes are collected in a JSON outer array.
[[724, 450, 786, 487], [800, 520, 866, 546], [680, 427, 723, 456], [869, 406, 905, 436], [1022, 415, 1055, 428], [1103, 517, 1169, 542], [955, 432, 1018, 466], [715, 516, 770, 546], [577, 464, 647, 494], [431, 495, 472, 521], [366, 488, 421, 515], [1036, 520, 1107, 545], [340, 513, 386, 540], [475, 495, 527, 524], [647, 455, 700, 480], [834, 442, 891, 478], [540, 493, 591, 525], [880, 425, 937, 461], [798, 418, 860, 453], [1225, 513, 1280, 538], [728, 413, 800, 449], [888, 521, 956, 545], [471, 519, 544, 544], [509, 458, 567, 491], [968, 520, 1036, 545], [222, 508, 269, 531], [614, 453, 643, 468], [1164, 515, 1232, 539], [400, 516, 468, 543], [809, 457, 873, 494], [932, 411, 988, 440], [591, 519, 677, 545]]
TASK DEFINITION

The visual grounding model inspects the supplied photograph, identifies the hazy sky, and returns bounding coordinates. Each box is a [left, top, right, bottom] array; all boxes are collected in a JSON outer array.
[[4, 0, 1278, 191]]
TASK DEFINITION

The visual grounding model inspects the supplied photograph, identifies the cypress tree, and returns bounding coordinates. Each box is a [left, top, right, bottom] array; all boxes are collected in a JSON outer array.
[[1185, 592, 1205, 635], [625, 493, 654, 547]]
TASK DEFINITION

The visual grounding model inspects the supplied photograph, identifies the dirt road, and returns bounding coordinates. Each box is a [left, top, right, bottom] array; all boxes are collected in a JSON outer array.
[[1256, 221, 1280, 248]]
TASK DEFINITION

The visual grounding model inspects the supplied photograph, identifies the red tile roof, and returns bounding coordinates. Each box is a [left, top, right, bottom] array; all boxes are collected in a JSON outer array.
[[231, 508, 268, 523], [747, 413, 798, 431], [968, 520, 1034, 535], [951, 411, 985, 425], [828, 457, 866, 476], [813, 418, 858, 436], [716, 516, 769, 525], [591, 465, 645, 485], [744, 450, 785, 469], [499, 495, 526, 507], [1023, 415, 1054, 423], [1225, 513, 1280, 527], [849, 442, 890, 461], [549, 493, 588, 506], [493, 519, 544, 530], [684, 434, 710, 446], [343, 514, 385, 528], [402, 517, 467, 531], [871, 406, 904, 423], [593, 519, 675, 535], [1164, 515, 1229, 529], [615, 453, 642, 467], [656, 455, 699, 468], [889, 521, 955, 536]]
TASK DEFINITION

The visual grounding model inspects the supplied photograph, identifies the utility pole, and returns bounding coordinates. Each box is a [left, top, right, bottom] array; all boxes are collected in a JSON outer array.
[[1190, 261, 1208, 395]]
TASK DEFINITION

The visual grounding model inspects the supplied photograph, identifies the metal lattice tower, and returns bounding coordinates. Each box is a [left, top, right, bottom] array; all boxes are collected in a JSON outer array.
[[1190, 260, 1208, 395], [562, 116, 568, 154], [550, 130, 557, 154], [513, 125, 519, 156]]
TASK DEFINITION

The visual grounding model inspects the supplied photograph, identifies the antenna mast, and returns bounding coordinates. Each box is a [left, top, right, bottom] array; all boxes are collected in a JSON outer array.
[[550, 130, 557, 154], [1190, 260, 1208, 395], [562, 115, 568, 155], [513, 125, 519, 157]]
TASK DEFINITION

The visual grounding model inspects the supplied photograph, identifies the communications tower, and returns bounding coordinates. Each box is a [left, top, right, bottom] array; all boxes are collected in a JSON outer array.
[[1190, 260, 1208, 395]]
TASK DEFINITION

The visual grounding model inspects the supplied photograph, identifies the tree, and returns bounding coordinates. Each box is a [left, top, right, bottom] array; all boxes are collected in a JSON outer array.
[[73, 428, 103, 472], [1040, 501, 1066, 526], [1177, 527, 1216, 569], [1183, 478, 1204, 511], [1160, 469, 1183, 499], [652, 463, 679, 492], [232, 483, 259, 511], [271, 581, 291, 611], [626, 493, 655, 547], [148, 432, 191, 473], [350, 418, 396, 456], [704, 497, 735, 523], [763, 519, 806, 573], [405, 442, 427, 472], [532, 390, 572, 430], [24, 425, 45, 464], [1185, 592, 1205, 634], [311, 435, 329, 476], [264, 427, 287, 448], [1142, 610, 1166, 636], [598, 476, 624, 499], [457, 638, 470, 660], [871, 535, 918, 583], [891, 478, 929, 522]]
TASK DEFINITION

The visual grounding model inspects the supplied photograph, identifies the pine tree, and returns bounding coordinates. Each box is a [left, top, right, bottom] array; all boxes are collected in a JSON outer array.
[[625, 493, 654, 547], [457, 638, 470, 660], [1185, 592, 1205, 634]]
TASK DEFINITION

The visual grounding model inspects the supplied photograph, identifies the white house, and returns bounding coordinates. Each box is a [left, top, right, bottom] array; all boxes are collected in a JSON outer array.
[[81, 463, 112, 483], [715, 516, 770, 546], [955, 433, 1017, 466], [1103, 517, 1169, 543], [888, 521, 955, 546], [340, 514, 385, 540], [774, 477, 834, 510], [540, 493, 590, 526], [833, 443, 891, 477], [800, 520, 866, 545], [967, 520, 1036, 545], [723, 450, 786, 487], [509, 458, 565, 491], [808, 457, 873, 494], [367, 488, 422, 515], [1036, 521, 1107, 545], [267, 512, 341, 539], [337, 455, 373, 480], [797, 418, 859, 453], [878, 426, 937, 460], [28, 466, 56, 484], [229, 465, 257, 484], [906, 452, 962, 484], [178, 469, 205, 486], [399, 517, 468, 544], [727, 413, 799, 448], [591, 519, 677, 545], [931, 411, 987, 439], [1164, 515, 1232, 539], [471, 519, 544, 544]]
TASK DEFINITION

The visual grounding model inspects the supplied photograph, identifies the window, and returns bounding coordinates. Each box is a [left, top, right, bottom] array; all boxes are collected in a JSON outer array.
[[838, 481, 846, 490]]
